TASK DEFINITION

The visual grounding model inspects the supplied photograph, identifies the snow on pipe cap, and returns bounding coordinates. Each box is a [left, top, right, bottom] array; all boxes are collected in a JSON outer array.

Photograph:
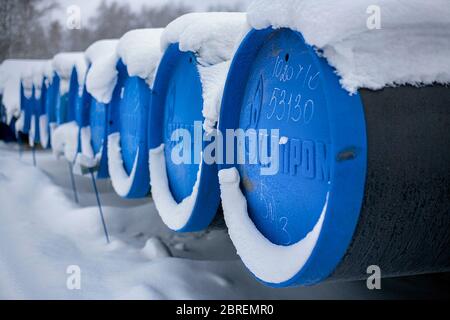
[[247, 0, 450, 93], [86, 29, 163, 104], [217, 28, 367, 286], [117, 28, 163, 83], [160, 12, 249, 66], [85, 39, 119, 64], [52, 52, 88, 84]]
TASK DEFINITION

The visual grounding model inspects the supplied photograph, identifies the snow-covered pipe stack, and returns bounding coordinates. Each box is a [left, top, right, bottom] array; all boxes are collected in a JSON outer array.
[[86, 29, 163, 197], [74, 39, 119, 178], [27, 61, 51, 147], [12, 60, 48, 140], [148, 12, 249, 232], [0, 60, 40, 126], [52, 52, 88, 125], [42, 62, 58, 149], [217, 0, 450, 287]]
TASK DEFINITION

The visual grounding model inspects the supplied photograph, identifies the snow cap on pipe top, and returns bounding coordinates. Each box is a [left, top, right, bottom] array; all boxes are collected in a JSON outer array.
[[85, 39, 119, 65], [84, 38, 119, 105], [17, 60, 48, 98], [117, 28, 163, 86], [247, 0, 450, 93], [52, 52, 88, 96], [86, 29, 162, 105], [148, 13, 248, 232]]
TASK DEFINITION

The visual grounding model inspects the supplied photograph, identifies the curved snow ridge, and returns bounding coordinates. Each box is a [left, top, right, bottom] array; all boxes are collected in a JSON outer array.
[[51, 121, 79, 162], [247, 0, 450, 93], [39, 115, 49, 149], [28, 115, 36, 147], [52, 52, 88, 95], [15, 111, 25, 134], [149, 145, 201, 231], [218, 167, 327, 284], [161, 12, 250, 134], [107, 132, 140, 197], [74, 126, 102, 170]]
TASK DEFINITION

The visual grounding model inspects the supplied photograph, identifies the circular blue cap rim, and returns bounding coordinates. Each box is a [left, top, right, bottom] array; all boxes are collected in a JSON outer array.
[[149, 43, 220, 232], [67, 66, 79, 123], [88, 97, 109, 179], [218, 27, 367, 287]]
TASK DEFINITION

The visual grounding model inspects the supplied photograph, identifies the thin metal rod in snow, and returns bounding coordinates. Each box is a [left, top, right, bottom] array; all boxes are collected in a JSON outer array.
[[18, 136, 22, 159], [32, 145, 36, 167], [89, 169, 110, 244], [67, 161, 79, 204]]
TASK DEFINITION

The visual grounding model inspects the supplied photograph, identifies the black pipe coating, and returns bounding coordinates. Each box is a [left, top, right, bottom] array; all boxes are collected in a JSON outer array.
[[331, 85, 450, 280]]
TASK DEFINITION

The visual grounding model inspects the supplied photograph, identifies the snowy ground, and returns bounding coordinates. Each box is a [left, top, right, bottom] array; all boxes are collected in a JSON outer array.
[[0, 141, 449, 300]]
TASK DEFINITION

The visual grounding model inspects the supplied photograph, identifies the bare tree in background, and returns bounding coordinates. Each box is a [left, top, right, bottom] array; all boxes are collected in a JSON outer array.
[[63, 1, 191, 51], [1, 0, 244, 62], [136, 4, 191, 29], [0, 0, 57, 61]]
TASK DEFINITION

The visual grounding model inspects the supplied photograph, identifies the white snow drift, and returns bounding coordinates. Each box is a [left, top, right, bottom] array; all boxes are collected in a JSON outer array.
[[0, 147, 292, 300]]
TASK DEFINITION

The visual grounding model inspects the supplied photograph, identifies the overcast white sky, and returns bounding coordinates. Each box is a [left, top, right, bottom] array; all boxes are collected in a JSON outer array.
[[49, 0, 253, 25]]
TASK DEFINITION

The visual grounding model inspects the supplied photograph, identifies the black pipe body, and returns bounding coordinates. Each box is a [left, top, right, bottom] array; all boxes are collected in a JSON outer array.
[[331, 85, 450, 280]]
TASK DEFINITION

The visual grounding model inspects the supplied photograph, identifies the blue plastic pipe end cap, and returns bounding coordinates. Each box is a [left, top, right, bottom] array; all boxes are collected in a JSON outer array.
[[89, 98, 109, 179], [109, 60, 151, 198], [150, 43, 220, 232], [218, 28, 368, 287]]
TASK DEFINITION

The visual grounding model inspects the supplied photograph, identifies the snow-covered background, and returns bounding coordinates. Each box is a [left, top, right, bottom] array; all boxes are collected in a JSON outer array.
[[1, 142, 449, 299]]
